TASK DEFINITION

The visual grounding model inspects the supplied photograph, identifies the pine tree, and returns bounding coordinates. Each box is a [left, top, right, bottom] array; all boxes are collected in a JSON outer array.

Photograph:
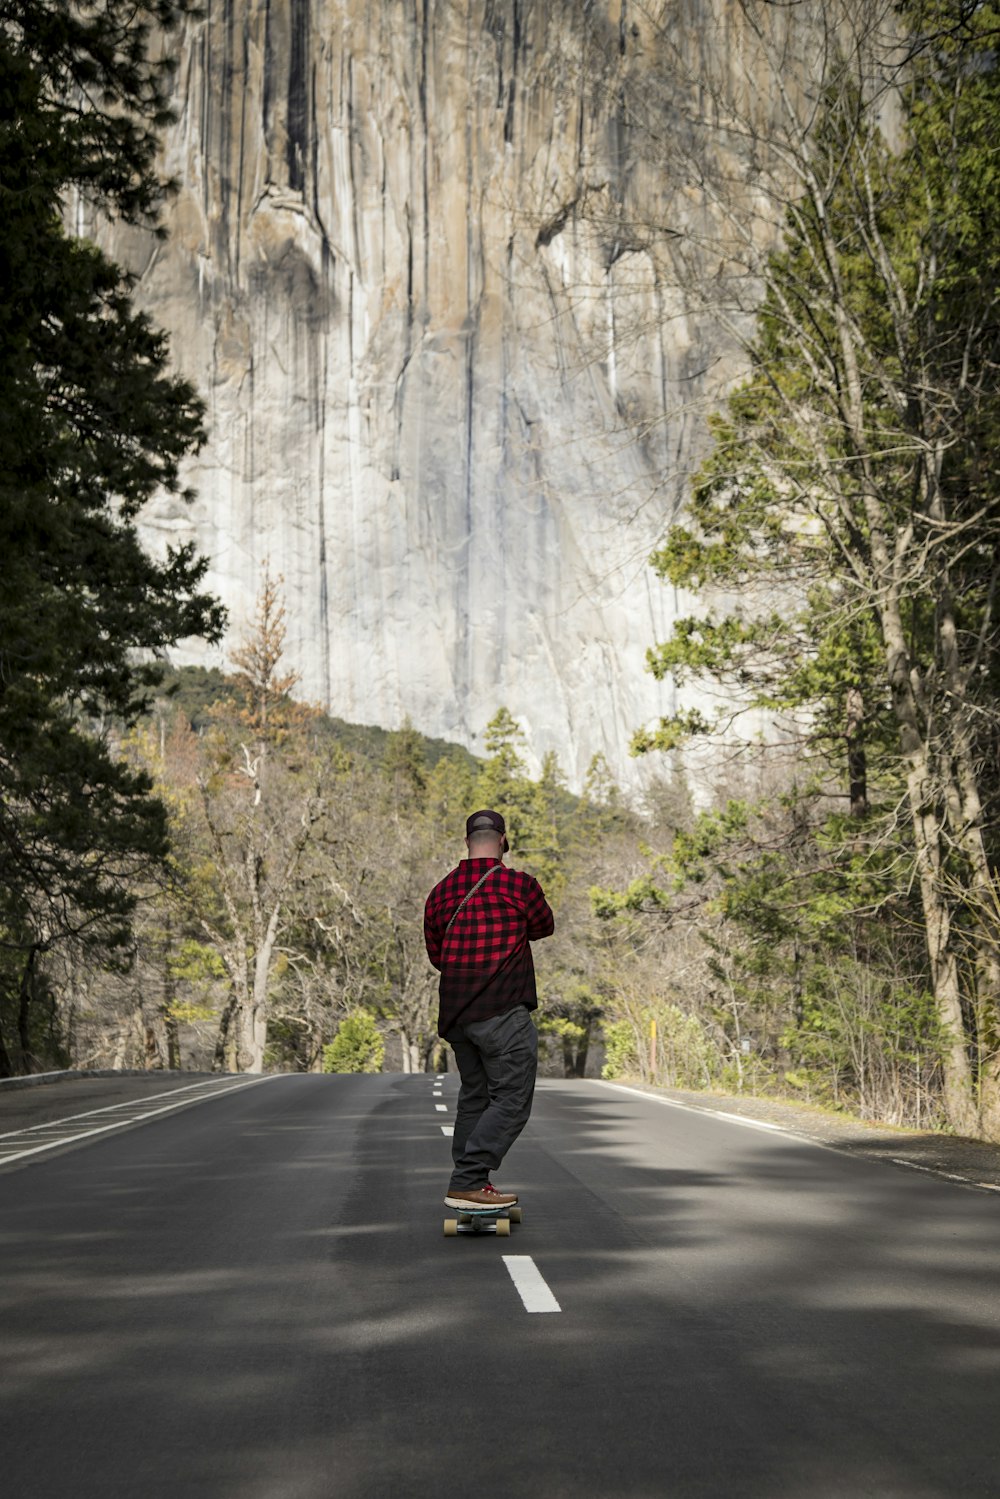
[[383, 717, 428, 806], [635, 2, 1000, 1135], [475, 708, 536, 857], [0, 2, 221, 1072]]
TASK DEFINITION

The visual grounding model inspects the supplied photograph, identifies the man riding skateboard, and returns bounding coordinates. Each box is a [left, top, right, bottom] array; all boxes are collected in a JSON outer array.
[[424, 808, 555, 1211]]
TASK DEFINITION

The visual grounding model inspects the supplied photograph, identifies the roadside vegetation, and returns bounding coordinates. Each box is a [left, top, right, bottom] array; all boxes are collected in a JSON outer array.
[[589, 0, 1000, 1137], [25, 573, 687, 1086]]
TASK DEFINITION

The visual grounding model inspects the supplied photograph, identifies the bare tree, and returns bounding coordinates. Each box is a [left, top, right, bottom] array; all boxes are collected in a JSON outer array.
[[167, 570, 328, 1072]]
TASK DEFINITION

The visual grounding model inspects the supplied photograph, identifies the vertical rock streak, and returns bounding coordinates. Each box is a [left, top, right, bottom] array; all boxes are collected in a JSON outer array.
[[107, 0, 768, 785]]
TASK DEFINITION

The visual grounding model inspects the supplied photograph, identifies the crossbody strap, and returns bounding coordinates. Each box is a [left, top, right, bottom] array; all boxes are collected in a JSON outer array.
[[444, 864, 500, 936]]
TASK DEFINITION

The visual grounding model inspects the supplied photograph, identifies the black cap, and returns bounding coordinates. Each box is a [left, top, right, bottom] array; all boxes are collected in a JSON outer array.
[[466, 808, 509, 853]]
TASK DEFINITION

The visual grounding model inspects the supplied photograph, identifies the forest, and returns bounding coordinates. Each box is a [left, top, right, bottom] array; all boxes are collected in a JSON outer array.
[[2, 0, 999, 1140]]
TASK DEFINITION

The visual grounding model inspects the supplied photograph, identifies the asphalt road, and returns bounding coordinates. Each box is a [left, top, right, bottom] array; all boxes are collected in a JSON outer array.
[[2, 1073, 999, 1498]]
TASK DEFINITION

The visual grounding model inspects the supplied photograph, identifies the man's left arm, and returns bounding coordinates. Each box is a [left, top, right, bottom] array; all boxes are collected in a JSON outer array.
[[524, 877, 555, 941]]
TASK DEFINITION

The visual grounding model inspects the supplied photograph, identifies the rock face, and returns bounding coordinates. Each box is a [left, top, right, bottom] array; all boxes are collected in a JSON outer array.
[[102, 0, 766, 787]]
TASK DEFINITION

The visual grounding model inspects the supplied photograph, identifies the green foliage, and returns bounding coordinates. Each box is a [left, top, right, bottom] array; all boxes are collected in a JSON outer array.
[[638, 10, 1000, 779], [383, 718, 428, 802], [600, 1020, 638, 1080], [322, 1013, 386, 1074], [784, 962, 947, 1121], [536, 981, 604, 1077], [475, 708, 532, 841], [622, 2, 1000, 1132], [166, 1000, 216, 1027], [167, 940, 228, 990], [601, 1004, 719, 1088], [0, 3, 223, 1072]]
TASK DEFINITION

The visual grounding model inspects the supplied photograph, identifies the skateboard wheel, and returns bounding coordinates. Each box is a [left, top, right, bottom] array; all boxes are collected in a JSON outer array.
[[444, 1219, 459, 1236], [509, 1206, 522, 1224], [496, 1218, 511, 1237]]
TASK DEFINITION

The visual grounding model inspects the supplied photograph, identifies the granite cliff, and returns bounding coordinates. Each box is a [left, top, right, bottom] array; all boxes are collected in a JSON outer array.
[[97, 0, 782, 787]]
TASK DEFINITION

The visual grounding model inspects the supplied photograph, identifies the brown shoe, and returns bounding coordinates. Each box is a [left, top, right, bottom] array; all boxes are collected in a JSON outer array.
[[445, 1183, 518, 1209]]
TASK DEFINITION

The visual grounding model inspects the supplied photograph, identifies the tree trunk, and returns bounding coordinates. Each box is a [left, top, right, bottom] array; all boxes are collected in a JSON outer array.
[[144, 1018, 166, 1069], [162, 913, 181, 1070], [0, 1007, 14, 1077], [936, 575, 1000, 1139], [844, 688, 868, 819], [881, 629, 978, 1134], [237, 1002, 267, 1073], [112, 1003, 144, 1070], [239, 934, 275, 1073], [17, 945, 39, 1072], [902, 751, 978, 1135], [213, 988, 239, 1073], [951, 736, 1000, 1140], [573, 1032, 590, 1078], [165, 1012, 181, 1070]]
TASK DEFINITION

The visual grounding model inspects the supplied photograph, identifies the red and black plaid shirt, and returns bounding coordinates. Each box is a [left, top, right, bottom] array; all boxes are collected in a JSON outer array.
[[424, 857, 555, 1036]]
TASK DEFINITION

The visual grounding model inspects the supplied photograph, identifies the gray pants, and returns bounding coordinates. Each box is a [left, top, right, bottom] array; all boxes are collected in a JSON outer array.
[[445, 1005, 538, 1191]]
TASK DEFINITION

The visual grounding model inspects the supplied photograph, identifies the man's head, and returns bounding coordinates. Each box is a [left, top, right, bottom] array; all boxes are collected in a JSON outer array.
[[465, 808, 509, 857]]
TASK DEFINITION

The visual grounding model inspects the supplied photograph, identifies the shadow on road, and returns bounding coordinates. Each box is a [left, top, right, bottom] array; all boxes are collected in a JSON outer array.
[[1, 1075, 998, 1497]]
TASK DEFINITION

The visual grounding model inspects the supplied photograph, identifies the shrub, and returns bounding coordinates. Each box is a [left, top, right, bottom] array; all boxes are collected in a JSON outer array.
[[322, 1012, 385, 1074]]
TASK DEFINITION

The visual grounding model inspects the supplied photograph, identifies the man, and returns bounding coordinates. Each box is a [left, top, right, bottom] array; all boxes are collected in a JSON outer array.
[[424, 808, 555, 1210]]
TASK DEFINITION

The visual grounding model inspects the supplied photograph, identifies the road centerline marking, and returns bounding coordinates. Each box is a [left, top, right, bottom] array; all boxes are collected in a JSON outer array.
[[502, 1256, 561, 1314]]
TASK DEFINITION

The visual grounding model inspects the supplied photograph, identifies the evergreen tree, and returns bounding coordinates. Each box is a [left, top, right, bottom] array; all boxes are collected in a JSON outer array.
[[322, 1013, 385, 1074], [0, 2, 221, 1072], [475, 708, 537, 859], [383, 717, 428, 806], [635, 2, 1000, 1135]]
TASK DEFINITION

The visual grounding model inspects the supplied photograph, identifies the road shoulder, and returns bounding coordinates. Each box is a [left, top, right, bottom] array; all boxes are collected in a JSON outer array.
[[597, 1080, 1000, 1192], [0, 1072, 224, 1135]]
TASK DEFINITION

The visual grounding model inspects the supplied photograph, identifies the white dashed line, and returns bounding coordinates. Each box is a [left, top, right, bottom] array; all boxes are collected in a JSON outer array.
[[502, 1256, 561, 1313], [440, 1125, 454, 1137], [435, 1104, 448, 1112]]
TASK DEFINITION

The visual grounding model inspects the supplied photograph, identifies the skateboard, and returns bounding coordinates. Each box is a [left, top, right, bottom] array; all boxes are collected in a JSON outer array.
[[443, 1203, 523, 1237]]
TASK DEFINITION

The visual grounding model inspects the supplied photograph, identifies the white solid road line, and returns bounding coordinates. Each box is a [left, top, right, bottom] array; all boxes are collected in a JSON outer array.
[[502, 1256, 561, 1314], [0, 1076, 275, 1166], [0, 1075, 252, 1142], [593, 1080, 1000, 1197], [593, 1080, 796, 1137]]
